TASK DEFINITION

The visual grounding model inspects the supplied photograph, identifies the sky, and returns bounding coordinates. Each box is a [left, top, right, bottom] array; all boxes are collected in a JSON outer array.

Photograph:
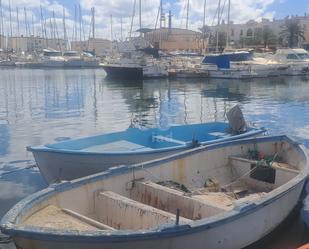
[[0, 0, 308, 40]]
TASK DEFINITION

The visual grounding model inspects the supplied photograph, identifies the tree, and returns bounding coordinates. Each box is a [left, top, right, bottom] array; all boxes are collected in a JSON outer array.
[[280, 19, 305, 48], [262, 26, 277, 48]]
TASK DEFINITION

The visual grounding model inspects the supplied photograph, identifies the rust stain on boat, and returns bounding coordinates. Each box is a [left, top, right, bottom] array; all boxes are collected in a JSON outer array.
[[173, 158, 186, 183]]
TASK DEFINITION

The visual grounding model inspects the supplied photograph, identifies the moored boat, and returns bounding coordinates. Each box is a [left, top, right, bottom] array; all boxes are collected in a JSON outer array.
[[27, 106, 265, 183], [1, 135, 308, 249]]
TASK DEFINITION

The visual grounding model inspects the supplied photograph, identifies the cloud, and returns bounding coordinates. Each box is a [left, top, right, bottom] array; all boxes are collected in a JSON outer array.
[[0, 0, 279, 40]]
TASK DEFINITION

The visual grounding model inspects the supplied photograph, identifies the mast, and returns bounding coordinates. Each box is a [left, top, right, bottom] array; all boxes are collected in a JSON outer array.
[[0, 0, 2, 49], [16, 7, 20, 51], [79, 4, 82, 43], [159, 0, 163, 28], [8, 0, 12, 37], [129, 0, 136, 38], [185, 0, 189, 29], [110, 15, 113, 41], [139, 0, 142, 36], [32, 14, 35, 36], [91, 7, 95, 39], [226, 0, 231, 49], [203, 0, 206, 28], [120, 16, 123, 41], [202, 0, 206, 52], [216, 0, 221, 52], [24, 7, 29, 37], [63, 7, 67, 50]]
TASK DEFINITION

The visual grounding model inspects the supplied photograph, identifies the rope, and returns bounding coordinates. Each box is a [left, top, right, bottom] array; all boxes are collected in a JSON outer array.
[[0, 233, 12, 244], [0, 164, 37, 178], [222, 163, 260, 189]]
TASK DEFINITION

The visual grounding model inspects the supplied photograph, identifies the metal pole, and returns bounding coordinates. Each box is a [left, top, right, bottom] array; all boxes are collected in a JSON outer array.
[[216, 0, 221, 52], [120, 16, 123, 41], [129, 0, 136, 38], [92, 7, 95, 39], [110, 15, 113, 41], [8, 0, 12, 37], [16, 7, 19, 51], [186, 0, 189, 29], [139, 0, 142, 36], [226, 0, 231, 49]]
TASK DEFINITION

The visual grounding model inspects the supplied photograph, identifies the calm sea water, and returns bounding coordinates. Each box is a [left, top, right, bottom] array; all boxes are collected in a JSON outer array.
[[1, 68, 309, 248]]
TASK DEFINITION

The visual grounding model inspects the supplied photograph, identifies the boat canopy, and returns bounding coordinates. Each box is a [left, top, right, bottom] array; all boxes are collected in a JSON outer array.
[[202, 51, 253, 69]]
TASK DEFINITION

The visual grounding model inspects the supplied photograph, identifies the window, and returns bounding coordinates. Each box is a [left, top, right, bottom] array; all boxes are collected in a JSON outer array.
[[246, 28, 253, 37], [287, 54, 298, 60], [240, 29, 243, 36], [231, 29, 234, 36]]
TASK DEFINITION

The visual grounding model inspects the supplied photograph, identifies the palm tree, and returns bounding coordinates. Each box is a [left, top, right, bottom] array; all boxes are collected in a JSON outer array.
[[262, 26, 277, 48], [280, 19, 305, 48]]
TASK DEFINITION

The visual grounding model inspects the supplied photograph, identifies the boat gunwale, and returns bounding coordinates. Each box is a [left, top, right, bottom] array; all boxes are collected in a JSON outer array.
[[1, 135, 307, 243], [26, 126, 266, 156]]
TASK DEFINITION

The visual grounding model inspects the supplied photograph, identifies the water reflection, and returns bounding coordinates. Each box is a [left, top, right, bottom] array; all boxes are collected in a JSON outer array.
[[0, 69, 309, 248]]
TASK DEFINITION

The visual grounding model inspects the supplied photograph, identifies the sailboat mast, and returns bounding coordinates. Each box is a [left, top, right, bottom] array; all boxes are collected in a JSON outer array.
[[91, 7, 95, 39], [226, 0, 231, 49], [129, 0, 136, 38], [139, 0, 142, 35], [16, 7, 20, 51], [202, 0, 206, 52], [216, 0, 221, 52], [203, 0, 206, 28], [185, 0, 189, 29], [32, 14, 35, 36], [8, 0, 12, 37], [0, 0, 2, 49], [120, 16, 123, 41], [79, 4, 82, 43], [63, 7, 67, 50], [110, 15, 113, 41], [24, 7, 29, 37]]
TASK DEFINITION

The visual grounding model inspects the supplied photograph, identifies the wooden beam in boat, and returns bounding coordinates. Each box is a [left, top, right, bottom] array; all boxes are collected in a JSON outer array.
[[130, 181, 232, 220], [62, 208, 116, 231], [95, 191, 191, 230]]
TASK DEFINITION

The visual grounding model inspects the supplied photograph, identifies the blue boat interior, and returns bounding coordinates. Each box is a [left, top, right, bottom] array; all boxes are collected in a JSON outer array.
[[44, 122, 251, 153]]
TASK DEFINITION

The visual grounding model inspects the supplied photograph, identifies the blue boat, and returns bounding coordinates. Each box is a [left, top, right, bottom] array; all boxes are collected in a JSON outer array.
[[28, 121, 265, 184]]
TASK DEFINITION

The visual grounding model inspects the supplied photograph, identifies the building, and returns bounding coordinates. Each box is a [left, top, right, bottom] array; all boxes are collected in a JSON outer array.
[[144, 28, 204, 52], [71, 38, 112, 56], [7, 36, 67, 52], [211, 14, 309, 49]]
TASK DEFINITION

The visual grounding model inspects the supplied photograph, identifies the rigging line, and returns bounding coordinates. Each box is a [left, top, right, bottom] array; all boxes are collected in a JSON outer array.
[[0, 164, 37, 178]]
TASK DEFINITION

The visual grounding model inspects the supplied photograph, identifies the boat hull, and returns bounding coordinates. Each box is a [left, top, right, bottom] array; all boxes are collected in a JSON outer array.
[[9, 181, 304, 249], [32, 148, 185, 184], [102, 65, 143, 79], [2, 136, 307, 249]]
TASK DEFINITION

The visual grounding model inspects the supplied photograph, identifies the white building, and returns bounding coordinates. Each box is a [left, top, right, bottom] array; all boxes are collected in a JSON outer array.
[[211, 14, 309, 49]]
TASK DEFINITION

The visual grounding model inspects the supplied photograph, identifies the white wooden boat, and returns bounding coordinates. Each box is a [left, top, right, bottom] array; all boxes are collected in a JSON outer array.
[[2, 135, 308, 249]]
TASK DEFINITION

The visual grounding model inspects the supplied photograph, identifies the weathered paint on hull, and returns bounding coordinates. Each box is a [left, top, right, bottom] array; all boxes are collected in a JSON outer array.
[[33, 149, 186, 183], [11, 181, 304, 249]]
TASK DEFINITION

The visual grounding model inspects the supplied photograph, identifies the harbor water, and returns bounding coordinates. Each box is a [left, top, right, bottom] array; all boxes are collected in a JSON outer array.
[[1, 68, 309, 248]]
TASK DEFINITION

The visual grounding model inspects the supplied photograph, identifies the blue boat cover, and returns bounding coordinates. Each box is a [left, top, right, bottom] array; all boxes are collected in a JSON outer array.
[[202, 54, 230, 69]]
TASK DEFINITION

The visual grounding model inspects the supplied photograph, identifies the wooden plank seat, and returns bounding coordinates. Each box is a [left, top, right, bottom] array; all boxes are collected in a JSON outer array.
[[229, 156, 299, 174], [94, 191, 191, 230], [22, 205, 114, 231], [130, 181, 233, 220]]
